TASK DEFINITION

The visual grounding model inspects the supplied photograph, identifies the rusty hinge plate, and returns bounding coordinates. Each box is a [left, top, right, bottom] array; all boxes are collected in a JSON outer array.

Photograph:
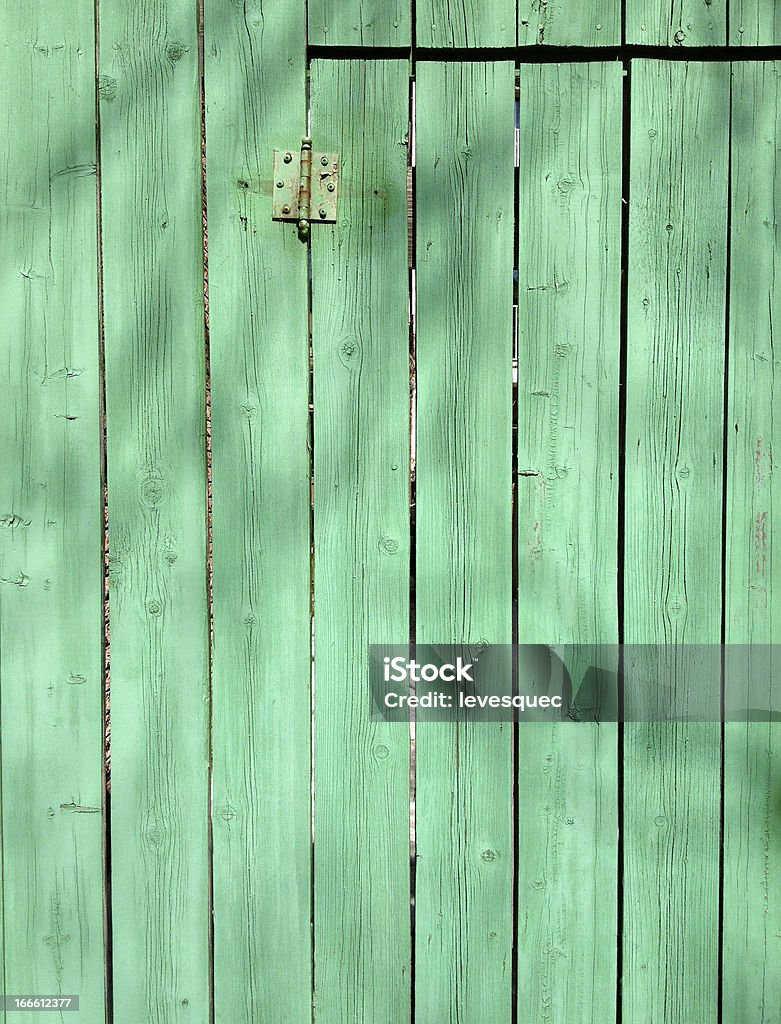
[[272, 148, 340, 223]]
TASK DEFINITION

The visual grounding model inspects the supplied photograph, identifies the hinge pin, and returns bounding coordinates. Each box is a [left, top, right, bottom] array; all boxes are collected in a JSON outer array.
[[298, 137, 312, 242]]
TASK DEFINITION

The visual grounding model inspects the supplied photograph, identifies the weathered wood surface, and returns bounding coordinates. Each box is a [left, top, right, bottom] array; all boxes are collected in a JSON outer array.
[[205, 1, 312, 1021], [626, 0, 726, 45], [623, 59, 729, 1023], [723, 60, 781, 1024], [5, 15, 781, 1022], [417, 0, 514, 47], [516, 61, 622, 1024], [731, 0, 781, 44], [414, 61, 515, 1024], [311, 59, 412, 1024], [99, 2, 210, 1019], [308, 0, 410, 47], [0, 2, 106, 1018], [518, 0, 620, 46]]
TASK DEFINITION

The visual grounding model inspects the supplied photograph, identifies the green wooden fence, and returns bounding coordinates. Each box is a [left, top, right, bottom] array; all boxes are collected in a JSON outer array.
[[1, 1, 779, 1022]]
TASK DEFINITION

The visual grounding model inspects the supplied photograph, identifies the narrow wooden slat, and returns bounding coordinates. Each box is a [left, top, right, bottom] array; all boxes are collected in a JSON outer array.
[[516, 61, 622, 1023], [417, 0, 514, 47], [723, 60, 781, 1024], [99, 3, 210, 1019], [518, 1, 620, 46], [308, 0, 410, 47], [626, 0, 726, 45], [415, 61, 515, 1023], [204, 2, 312, 1021], [311, 59, 412, 1024], [623, 60, 729, 1024], [730, 1, 781, 43], [0, 4, 105, 1018]]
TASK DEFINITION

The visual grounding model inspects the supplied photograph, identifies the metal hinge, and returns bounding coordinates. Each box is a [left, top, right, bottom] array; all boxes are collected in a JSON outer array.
[[272, 137, 339, 242]]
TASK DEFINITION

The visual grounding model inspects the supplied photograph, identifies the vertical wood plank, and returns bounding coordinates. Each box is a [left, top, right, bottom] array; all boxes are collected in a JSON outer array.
[[518, 1, 620, 46], [730, 1, 781, 43], [311, 59, 412, 1024], [415, 61, 515, 1024], [308, 0, 410, 47], [99, 1, 210, 1019], [0, 3, 106, 1018], [723, 60, 781, 1024], [516, 61, 622, 1024], [416, 0, 515, 47], [204, 2, 312, 1021], [626, 0, 726, 45], [623, 59, 729, 1024]]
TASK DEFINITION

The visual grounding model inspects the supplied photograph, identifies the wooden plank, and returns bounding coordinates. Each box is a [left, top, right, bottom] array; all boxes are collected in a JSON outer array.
[[730, 1, 781, 43], [414, 61, 515, 1023], [623, 60, 729, 1024], [99, 3, 210, 1019], [204, 3, 311, 1021], [518, 1, 620, 45], [626, 0, 726, 45], [308, 0, 410, 47], [723, 60, 781, 1024], [417, 0, 514, 47], [311, 59, 412, 1024], [0, 4, 105, 1018], [516, 62, 622, 1023]]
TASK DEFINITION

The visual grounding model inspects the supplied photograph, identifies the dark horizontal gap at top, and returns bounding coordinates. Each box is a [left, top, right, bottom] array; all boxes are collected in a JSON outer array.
[[308, 43, 781, 62]]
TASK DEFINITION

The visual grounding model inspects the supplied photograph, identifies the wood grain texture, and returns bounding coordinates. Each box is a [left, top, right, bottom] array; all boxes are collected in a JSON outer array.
[[518, 0, 620, 46], [626, 0, 726, 45], [417, 0, 514, 47], [623, 60, 729, 1024], [516, 62, 622, 1024], [0, 3, 105, 1018], [311, 60, 412, 1024], [99, 2, 210, 1020], [308, 0, 410, 47], [723, 60, 781, 1024], [204, 2, 312, 1021], [414, 61, 515, 1024], [730, 0, 781, 43]]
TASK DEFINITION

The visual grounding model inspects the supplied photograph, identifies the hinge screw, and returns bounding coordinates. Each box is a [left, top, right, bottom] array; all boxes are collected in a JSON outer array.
[[321, 156, 329, 166], [327, 182, 336, 192], [282, 204, 291, 215], [284, 152, 293, 163], [276, 180, 284, 188], [319, 208, 327, 218]]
